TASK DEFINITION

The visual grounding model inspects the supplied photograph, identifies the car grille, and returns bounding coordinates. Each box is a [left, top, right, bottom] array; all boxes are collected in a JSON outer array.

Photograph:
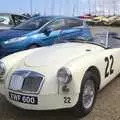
[[9, 70, 44, 94], [22, 75, 43, 93]]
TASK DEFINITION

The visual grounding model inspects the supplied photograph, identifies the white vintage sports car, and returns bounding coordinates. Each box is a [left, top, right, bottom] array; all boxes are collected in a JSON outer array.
[[0, 31, 120, 117]]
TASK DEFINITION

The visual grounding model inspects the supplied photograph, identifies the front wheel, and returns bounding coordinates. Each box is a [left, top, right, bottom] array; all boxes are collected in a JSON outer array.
[[72, 71, 98, 117]]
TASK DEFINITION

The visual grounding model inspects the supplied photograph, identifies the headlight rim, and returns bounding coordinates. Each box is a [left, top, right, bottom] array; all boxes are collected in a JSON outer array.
[[57, 67, 72, 84]]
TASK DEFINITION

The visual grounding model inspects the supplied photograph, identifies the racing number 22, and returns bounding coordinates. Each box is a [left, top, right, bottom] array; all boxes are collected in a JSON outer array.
[[105, 55, 114, 78]]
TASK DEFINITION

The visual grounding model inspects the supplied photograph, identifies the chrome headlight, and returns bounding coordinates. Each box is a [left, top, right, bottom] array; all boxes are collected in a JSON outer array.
[[9, 70, 44, 94], [4, 36, 27, 44], [57, 67, 72, 84], [0, 61, 6, 76]]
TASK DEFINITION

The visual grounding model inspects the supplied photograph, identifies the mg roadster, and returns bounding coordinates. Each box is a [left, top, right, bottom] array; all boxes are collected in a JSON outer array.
[[0, 31, 120, 117]]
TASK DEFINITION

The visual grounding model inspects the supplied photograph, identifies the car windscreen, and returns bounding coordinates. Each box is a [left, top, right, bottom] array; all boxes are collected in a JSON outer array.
[[92, 32, 107, 47], [13, 17, 52, 30], [0, 15, 11, 25]]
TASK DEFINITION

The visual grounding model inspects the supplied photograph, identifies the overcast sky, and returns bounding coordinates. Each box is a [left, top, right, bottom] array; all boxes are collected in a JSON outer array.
[[0, 0, 120, 16]]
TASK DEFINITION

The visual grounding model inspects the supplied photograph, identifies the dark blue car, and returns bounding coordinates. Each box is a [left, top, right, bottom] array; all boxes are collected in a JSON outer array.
[[0, 16, 92, 58], [0, 16, 55, 42]]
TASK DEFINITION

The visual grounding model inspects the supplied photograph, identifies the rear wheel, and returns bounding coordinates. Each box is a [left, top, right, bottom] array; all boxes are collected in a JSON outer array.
[[72, 71, 98, 117]]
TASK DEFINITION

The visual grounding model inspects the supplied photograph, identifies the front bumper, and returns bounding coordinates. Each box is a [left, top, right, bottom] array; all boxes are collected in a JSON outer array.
[[5, 90, 79, 110]]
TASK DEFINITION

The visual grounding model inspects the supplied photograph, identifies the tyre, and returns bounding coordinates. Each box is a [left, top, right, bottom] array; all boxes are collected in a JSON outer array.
[[28, 44, 39, 49], [72, 71, 98, 117]]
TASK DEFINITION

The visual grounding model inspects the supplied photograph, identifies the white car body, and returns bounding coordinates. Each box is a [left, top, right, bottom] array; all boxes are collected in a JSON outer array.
[[1, 32, 120, 116]]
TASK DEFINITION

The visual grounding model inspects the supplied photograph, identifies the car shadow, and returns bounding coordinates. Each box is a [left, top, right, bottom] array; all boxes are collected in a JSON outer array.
[[0, 95, 79, 120]]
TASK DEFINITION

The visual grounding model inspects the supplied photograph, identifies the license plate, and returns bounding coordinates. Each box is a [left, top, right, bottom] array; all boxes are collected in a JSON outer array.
[[9, 92, 38, 105]]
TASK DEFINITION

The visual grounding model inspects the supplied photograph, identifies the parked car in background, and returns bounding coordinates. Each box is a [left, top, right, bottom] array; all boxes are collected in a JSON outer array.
[[112, 17, 120, 26], [22, 13, 31, 18], [0, 16, 56, 57], [0, 16, 55, 43], [0, 13, 29, 31], [81, 15, 120, 26], [78, 15, 93, 22], [0, 17, 92, 58]]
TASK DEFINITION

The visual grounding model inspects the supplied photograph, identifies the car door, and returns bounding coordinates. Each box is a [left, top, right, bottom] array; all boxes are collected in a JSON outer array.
[[98, 33, 120, 88], [61, 18, 92, 41], [105, 36, 120, 80], [60, 18, 84, 40], [36, 18, 67, 46], [99, 48, 120, 89]]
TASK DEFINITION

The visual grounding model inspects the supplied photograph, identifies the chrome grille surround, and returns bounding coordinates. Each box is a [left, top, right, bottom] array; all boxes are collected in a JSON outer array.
[[9, 70, 45, 94]]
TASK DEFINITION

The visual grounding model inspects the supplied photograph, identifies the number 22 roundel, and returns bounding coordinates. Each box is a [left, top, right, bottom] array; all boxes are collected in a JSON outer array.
[[104, 55, 114, 78]]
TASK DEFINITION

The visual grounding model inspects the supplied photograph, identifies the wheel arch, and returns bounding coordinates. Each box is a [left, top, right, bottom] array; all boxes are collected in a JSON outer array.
[[86, 66, 101, 90], [26, 43, 42, 49], [72, 66, 101, 116]]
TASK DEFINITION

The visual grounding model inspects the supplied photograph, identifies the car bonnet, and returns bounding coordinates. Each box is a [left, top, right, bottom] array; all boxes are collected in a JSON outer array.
[[24, 43, 104, 67]]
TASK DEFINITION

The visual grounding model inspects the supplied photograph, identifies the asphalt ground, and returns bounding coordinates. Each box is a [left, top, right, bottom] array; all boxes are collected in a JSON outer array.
[[0, 26, 120, 120]]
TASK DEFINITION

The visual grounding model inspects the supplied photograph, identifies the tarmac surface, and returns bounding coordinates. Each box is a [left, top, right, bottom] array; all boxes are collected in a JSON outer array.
[[0, 26, 120, 120]]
